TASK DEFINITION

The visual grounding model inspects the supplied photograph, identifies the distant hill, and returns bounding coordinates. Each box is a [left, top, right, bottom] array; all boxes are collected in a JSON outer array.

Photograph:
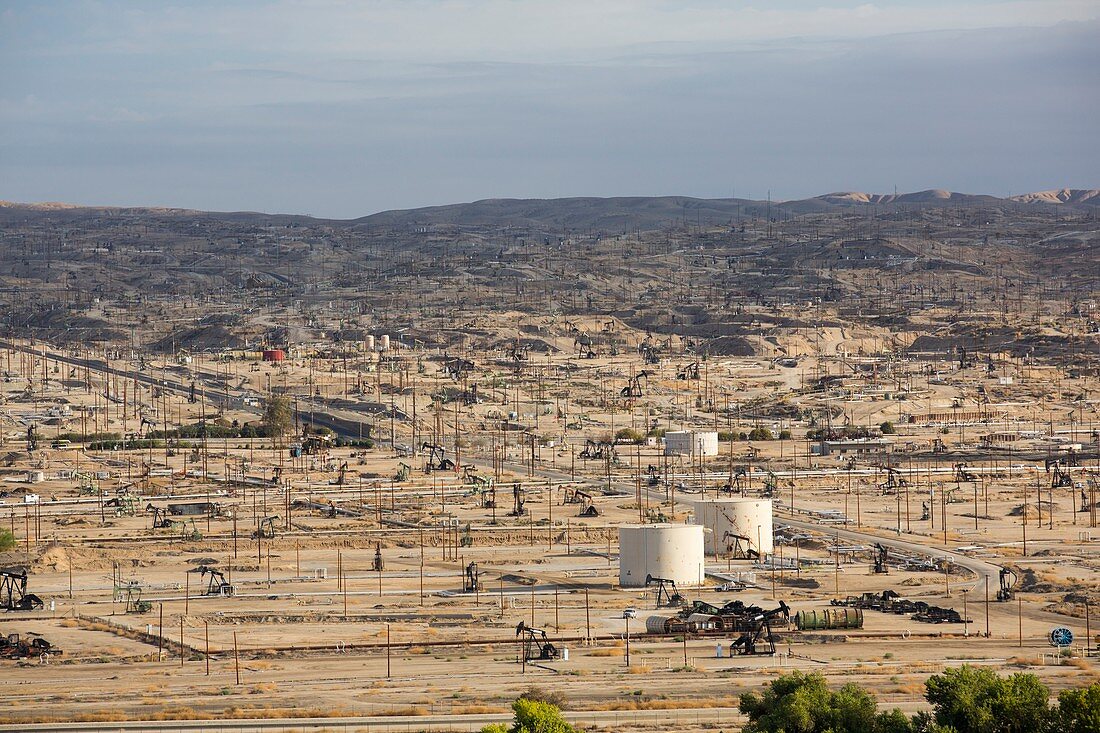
[[2, 187, 1096, 233], [1007, 189, 1100, 205], [813, 189, 1003, 207]]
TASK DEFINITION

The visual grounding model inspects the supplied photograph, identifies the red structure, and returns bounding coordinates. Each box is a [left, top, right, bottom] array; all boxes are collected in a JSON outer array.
[[262, 349, 286, 362]]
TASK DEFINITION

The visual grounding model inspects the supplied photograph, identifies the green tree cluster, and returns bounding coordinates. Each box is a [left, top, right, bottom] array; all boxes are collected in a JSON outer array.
[[740, 667, 1100, 733], [262, 395, 293, 439], [481, 696, 580, 733], [740, 672, 909, 733]]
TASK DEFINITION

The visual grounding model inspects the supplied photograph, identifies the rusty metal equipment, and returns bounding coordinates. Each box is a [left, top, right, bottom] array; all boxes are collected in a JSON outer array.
[[0, 632, 61, 659], [794, 608, 863, 631]]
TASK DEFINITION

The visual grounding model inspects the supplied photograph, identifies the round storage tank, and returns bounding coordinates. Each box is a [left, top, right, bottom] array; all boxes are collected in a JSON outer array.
[[694, 498, 773, 557], [619, 524, 704, 588], [379, 334, 391, 351], [262, 349, 285, 362], [365, 335, 376, 351]]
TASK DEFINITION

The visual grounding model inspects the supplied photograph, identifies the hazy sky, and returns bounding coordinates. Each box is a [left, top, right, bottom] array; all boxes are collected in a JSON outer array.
[[1, 1, 1097, 217]]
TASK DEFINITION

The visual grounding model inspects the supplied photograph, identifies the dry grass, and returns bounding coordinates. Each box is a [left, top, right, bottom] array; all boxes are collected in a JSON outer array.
[[626, 664, 651, 674], [1008, 656, 1042, 667], [588, 648, 623, 657], [453, 704, 508, 714], [584, 696, 740, 712]]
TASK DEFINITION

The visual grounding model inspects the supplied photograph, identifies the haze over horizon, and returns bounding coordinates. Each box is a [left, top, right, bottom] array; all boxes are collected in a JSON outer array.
[[2, 1, 1098, 219]]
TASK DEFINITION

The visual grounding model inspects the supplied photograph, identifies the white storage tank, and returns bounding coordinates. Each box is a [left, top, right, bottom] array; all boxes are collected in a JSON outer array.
[[663, 431, 718, 457], [379, 334, 391, 351], [619, 524, 705, 588], [365, 334, 376, 351], [694, 498, 773, 557]]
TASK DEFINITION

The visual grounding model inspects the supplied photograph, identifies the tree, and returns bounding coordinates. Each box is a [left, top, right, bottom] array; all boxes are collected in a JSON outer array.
[[262, 396, 293, 440], [480, 695, 580, 733], [922, 665, 1049, 733], [0, 529, 14, 552], [740, 672, 911, 733], [614, 427, 644, 444], [748, 427, 774, 441], [880, 421, 897, 434], [1050, 682, 1100, 733]]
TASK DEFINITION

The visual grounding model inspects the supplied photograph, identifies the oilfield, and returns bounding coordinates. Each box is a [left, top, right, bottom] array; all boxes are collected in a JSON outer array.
[[0, 194, 1099, 730]]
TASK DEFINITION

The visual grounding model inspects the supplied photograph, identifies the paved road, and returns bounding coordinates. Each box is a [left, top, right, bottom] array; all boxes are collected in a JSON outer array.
[[777, 515, 1004, 588], [1, 340, 372, 438]]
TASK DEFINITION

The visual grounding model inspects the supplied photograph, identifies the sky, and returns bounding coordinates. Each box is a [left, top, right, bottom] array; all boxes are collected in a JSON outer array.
[[1, 1, 1098, 218]]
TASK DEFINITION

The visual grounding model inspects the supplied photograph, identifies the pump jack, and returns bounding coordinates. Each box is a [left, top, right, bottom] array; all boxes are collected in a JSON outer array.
[[122, 581, 152, 614], [394, 462, 411, 482], [873, 543, 889, 574], [508, 484, 527, 516], [332, 461, 348, 486], [620, 370, 650, 399], [580, 439, 614, 461], [372, 544, 384, 572], [677, 362, 700, 380], [464, 562, 483, 592], [1047, 461, 1072, 489], [575, 489, 600, 517], [996, 567, 1018, 602], [422, 443, 455, 472], [729, 601, 789, 656], [515, 621, 559, 661], [198, 566, 234, 597], [722, 467, 749, 495], [1, 568, 44, 611], [645, 574, 686, 608], [251, 515, 279, 540], [722, 531, 759, 560], [146, 503, 174, 530], [879, 467, 908, 495], [953, 463, 977, 483], [762, 471, 780, 498]]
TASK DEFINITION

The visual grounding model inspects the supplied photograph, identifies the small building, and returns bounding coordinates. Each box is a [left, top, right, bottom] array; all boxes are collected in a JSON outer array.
[[664, 431, 719, 457], [981, 431, 1021, 446], [262, 349, 286, 362], [813, 438, 892, 457]]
